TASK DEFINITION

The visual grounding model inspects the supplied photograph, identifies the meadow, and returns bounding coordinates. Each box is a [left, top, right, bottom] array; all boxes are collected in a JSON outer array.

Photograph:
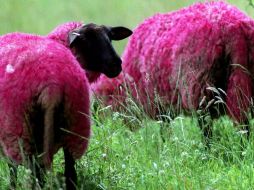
[[1, 0, 254, 189]]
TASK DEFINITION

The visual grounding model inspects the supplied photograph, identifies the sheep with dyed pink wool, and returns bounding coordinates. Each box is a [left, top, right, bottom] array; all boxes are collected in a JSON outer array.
[[46, 22, 132, 83], [0, 23, 132, 189], [92, 1, 254, 142]]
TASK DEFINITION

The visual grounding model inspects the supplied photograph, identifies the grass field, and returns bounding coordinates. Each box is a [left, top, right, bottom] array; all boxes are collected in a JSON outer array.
[[1, 0, 254, 189]]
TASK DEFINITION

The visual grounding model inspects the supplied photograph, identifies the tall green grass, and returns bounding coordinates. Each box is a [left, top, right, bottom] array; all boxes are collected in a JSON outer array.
[[0, 0, 254, 189]]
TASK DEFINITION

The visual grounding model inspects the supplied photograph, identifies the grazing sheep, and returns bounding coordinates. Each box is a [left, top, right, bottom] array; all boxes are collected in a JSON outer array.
[[0, 23, 132, 189], [47, 21, 133, 83], [92, 1, 254, 141]]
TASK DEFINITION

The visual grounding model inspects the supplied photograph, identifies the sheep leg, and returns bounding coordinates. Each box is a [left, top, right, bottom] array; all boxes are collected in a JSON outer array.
[[36, 87, 62, 187], [28, 156, 45, 189], [159, 122, 171, 143], [198, 113, 213, 148], [8, 163, 17, 189], [28, 90, 58, 188], [197, 93, 226, 147], [43, 105, 55, 168], [34, 162, 45, 188], [30, 99, 55, 188], [197, 97, 215, 147], [64, 148, 77, 190], [156, 105, 175, 142], [159, 114, 174, 143]]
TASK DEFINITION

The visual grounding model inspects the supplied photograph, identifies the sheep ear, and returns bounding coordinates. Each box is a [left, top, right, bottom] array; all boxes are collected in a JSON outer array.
[[109, 26, 132, 41], [68, 31, 81, 47]]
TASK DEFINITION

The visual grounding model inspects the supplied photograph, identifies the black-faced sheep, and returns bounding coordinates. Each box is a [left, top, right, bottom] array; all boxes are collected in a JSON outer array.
[[0, 23, 132, 189], [92, 1, 254, 142]]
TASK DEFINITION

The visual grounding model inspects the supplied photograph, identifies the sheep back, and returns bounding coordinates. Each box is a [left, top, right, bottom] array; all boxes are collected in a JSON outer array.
[[0, 33, 91, 166], [47, 21, 83, 47], [92, 1, 254, 121]]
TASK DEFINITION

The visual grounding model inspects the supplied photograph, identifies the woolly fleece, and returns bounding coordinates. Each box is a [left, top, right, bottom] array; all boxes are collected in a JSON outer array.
[[47, 21, 101, 83], [92, 1, 254, 122], [0, 33, 91, 166]]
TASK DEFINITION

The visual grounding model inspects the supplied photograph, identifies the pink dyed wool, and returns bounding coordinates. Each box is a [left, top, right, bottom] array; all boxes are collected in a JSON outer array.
[[47, 21, 82, 48], [47, 21, 101, 83], [92, 1, 254, 122], [0, 33, 91, 167]]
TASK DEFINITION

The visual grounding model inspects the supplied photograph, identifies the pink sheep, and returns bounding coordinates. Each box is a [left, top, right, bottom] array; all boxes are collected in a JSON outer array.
[[47, 22, 133, 83], [92, 1, 254, 140], [0, 23, 132, 189], [46, 22, 101, 83]]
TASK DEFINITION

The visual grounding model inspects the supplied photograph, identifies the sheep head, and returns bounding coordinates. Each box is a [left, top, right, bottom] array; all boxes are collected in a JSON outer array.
[[68, 23, 132, 78]]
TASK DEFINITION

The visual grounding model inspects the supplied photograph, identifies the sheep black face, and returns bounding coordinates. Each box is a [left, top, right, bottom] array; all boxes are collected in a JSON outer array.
[[68, 23, 132, 78]]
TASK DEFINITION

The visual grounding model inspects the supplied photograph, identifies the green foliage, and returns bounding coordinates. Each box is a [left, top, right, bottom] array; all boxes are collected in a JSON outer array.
[[0, 0, 254, 189]]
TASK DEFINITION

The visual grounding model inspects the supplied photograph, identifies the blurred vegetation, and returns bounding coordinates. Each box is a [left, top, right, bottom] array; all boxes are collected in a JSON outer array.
[[0, 1, 254, 189], [0, 0, 253, 53]]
